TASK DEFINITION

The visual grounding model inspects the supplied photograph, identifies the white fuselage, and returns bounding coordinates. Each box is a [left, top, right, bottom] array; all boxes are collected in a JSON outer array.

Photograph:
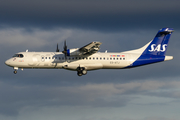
[[5, 51, 140, 71]]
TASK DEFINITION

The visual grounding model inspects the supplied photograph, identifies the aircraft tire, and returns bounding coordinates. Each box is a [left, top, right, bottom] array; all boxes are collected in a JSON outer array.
[[14, 70, 17, 74], [77, 71, 83, 76], [82, 70, 87, 75]]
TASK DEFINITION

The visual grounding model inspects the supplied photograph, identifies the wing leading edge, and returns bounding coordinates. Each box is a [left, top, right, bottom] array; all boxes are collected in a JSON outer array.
[[79, 41, 102, 55], [66, 41, 102, 56]]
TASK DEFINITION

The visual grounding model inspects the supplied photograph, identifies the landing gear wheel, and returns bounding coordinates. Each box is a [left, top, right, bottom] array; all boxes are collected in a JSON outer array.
[[77, 71, 83, 76], [14, 70, 17, 74], [82, 70, 87, 75]]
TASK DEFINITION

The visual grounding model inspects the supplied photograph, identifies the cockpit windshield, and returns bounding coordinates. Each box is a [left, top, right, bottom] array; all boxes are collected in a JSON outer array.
[[13, 54, 24, 58]]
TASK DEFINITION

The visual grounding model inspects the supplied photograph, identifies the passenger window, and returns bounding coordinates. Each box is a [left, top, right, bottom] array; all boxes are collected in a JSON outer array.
[[46, 57, 47, 59], [104, 58, 105, 60], [113, 58, 115, 60], [120, 58, 122, 60], [110, 58, 112, 60], [42, 57, 44, 59], [123, 58, 125, 60], [49, 57, 51, 59], [96, 57, 98, 60]]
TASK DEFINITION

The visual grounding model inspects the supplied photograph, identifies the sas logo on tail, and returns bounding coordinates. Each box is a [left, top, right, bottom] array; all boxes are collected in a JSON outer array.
[[149, 44, 167, 52]]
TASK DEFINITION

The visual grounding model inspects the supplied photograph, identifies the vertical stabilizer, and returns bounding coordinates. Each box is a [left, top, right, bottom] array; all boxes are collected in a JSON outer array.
[[127, 28, 174, 68], [142, 28, 174, 56]]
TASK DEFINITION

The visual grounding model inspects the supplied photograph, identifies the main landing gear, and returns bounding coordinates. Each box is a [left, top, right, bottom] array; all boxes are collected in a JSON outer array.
[[77, 67, 87, 76]]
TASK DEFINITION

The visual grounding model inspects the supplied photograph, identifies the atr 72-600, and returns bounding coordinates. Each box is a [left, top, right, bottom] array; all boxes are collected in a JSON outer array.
[[5, 28, 174, 76]]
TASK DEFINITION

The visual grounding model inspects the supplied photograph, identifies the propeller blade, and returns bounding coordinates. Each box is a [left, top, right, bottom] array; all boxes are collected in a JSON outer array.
[[56, 43, 59, 52], [62, 40, 68, 60], [64, 40, 67, 51]]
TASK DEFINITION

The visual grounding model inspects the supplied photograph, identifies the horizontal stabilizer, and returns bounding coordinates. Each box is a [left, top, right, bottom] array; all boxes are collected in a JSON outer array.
[[164, 56, 173, 61]]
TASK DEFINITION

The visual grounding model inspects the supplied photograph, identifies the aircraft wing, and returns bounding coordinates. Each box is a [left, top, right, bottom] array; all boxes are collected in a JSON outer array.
[[79, 41, 102, 55]]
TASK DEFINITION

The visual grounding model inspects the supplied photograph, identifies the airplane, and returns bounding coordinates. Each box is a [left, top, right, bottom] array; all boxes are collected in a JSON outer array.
[[5, 28, 174, 76]]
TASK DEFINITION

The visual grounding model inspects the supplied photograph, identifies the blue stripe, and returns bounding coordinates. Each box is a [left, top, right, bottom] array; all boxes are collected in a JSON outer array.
[[127, 55, 165, 68]]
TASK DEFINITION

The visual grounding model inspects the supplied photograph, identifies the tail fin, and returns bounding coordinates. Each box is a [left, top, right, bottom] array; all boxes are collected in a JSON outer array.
[[142, 28, 174, 56]]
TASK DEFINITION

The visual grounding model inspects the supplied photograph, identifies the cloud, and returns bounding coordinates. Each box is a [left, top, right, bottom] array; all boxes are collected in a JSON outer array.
[[0, 28, 73, 50], [144, 117, 178, 120], [0, 78, 180, 117], [1, 0, 180, 31], [0, 8, 180, 119]]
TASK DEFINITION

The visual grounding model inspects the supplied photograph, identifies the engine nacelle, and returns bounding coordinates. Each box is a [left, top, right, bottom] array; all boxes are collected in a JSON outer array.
[[67, 48, 82, 56]]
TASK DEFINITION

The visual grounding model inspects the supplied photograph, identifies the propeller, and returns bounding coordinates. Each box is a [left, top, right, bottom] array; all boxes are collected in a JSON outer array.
[[62, 40, 68, 59], [56, 43, 59, 52]]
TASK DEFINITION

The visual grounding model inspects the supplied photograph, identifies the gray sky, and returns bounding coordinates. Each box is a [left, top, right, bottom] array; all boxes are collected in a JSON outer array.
[[1, 0, 180, 120]]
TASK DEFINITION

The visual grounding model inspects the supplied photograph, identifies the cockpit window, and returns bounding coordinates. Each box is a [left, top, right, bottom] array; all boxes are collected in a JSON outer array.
[[13, 54, 24, 58]]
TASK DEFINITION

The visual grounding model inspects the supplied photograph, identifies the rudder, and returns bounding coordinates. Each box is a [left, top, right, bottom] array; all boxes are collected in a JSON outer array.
[[142, 28, 174, 56]]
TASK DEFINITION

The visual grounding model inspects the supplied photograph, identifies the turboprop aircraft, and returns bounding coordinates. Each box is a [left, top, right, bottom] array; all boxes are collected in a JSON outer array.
[[5, 28, 174, 76]]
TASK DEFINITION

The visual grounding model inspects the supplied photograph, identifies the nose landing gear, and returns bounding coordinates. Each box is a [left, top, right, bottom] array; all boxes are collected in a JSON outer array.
[[14, 70, 17, 74], [13, 67, 18, 74]]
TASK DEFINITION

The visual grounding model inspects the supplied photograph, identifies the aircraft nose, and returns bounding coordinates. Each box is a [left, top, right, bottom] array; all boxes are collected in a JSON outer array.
[[5, 60, 10, 66]]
